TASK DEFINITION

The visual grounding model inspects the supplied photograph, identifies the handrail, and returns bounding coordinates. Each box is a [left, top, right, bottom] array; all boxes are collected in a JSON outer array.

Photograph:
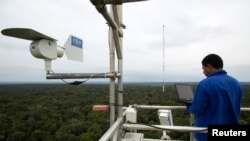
[[99, 116, 124, 141], [133, 105, 186, 110], [133, 104, 250, 111], [98, 105, 250, 141], [123, 124, 207, 133], [99, 110, 127, 141], [240, 107, 250, 111]]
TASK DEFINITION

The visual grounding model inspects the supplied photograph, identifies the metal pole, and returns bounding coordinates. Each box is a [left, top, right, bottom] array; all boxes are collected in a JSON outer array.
[[113, 4, 123, 120], [46, 72, 119, 79], [99, 117, 124, 141], [112, 5, 124, 141], [123, 124, 207, 133], [109, 8, 116, 128], [90, 2, 123, 59], [190, 113, 195, 141], [134, 105, 186, 110]]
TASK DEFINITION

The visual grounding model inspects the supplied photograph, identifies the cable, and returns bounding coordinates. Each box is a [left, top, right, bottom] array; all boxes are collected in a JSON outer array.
[[109, 103, 123, 107], [50, 71, 106, 85]]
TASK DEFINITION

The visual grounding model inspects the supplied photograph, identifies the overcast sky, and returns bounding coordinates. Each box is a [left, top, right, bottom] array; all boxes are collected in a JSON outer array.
[[0, 0, 250, 83]]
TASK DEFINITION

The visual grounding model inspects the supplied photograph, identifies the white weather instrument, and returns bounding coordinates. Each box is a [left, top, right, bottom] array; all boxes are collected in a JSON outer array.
[[1, 28, 83, 73]]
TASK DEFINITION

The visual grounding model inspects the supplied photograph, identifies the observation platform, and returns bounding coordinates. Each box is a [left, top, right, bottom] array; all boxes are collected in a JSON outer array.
[[99, 105, 250, 141]]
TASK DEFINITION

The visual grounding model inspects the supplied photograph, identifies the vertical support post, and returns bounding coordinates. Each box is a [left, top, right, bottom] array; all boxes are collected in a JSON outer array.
[[190, 113, 195, 141], [114, 5, 123, 119], [111, 2, 123, 119], [109, 9, 116, 128], [112, 4, 124, 141]]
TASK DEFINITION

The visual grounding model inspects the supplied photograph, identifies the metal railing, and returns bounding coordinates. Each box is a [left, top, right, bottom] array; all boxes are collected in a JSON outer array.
[[99, 105, 250, 141]]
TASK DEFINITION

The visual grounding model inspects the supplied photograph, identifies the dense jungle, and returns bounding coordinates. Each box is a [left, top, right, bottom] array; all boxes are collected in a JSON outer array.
[[0, 83, 249, 141]]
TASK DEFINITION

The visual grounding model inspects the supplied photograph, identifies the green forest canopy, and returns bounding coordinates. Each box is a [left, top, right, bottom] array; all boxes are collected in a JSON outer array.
[[0, 83, 249, 141]]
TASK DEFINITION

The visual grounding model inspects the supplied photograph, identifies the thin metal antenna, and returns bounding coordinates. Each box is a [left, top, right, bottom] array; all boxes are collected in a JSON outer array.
[[162, 25, 165, 92]]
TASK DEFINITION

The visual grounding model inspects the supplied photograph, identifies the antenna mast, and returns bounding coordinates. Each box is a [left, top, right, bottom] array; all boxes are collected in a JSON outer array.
[[162, 25, 165, 92]]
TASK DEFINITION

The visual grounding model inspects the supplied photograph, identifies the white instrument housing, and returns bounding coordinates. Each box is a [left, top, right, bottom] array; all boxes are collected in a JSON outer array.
[[2, 28, 83, 73], [29, 39, 62, 60]]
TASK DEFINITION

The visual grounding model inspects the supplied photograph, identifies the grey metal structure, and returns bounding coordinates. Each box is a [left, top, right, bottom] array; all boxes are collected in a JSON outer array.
[[88, 1, 250, 141], [2, 0, 249, 140], [90, 0, 148, 127]]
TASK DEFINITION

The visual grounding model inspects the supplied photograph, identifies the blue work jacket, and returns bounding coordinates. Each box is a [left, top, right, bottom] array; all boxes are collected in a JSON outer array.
[[186, 70, 243, 141]]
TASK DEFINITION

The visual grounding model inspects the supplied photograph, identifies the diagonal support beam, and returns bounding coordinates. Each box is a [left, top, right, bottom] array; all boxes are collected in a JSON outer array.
[[90, 1, 123, 59]]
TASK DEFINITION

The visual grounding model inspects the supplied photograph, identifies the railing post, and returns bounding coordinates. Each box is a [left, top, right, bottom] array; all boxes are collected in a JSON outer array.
[[190, 113, 195, 141]]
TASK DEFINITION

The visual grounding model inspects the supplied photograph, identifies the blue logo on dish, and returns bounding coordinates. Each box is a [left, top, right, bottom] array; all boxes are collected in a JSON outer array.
[[71, 36, 82, 48]]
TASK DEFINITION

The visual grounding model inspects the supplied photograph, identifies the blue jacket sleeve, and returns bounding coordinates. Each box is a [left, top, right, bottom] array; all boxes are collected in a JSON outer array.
[[186, 84, 209, 115]]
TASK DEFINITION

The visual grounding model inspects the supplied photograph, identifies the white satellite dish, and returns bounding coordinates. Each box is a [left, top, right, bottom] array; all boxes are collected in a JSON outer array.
[[1, 28, 83, 73]]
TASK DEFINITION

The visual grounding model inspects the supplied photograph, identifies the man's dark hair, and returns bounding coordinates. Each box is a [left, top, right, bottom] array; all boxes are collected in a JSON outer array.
[[202, 54, 223, 69]]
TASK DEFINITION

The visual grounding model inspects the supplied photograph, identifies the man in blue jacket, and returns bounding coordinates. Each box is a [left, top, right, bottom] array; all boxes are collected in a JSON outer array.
[[186, 54, 243, 141]]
